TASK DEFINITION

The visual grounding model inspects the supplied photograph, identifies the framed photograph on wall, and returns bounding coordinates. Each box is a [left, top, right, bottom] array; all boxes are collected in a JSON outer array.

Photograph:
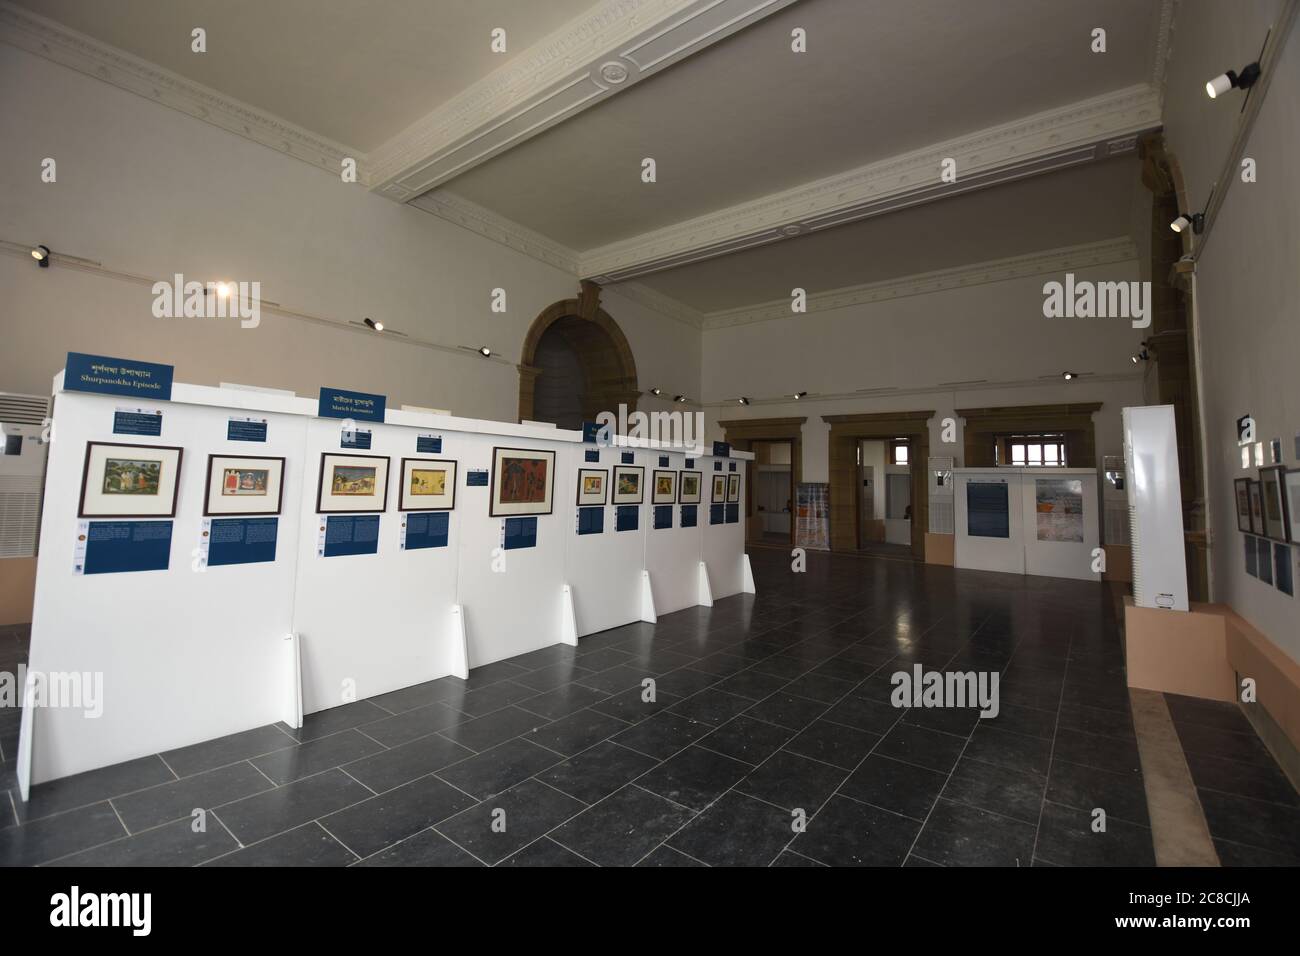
[[1248, 480, 1264, 536], [79, 441, 184, 518], [399, 458, 456, 512], [680, 471, 702, 505], [1258, 465, 1290, 542], [652, 470, 677, 504], [1233, 477, 1253, 533], [203, 454, 285, 516], [490, 447, 555, 516], [317, 453, 390, 514], [727, 473, 741, 503], [612, 464, 644, 505], [576, 467, 608, 506], [711, 474, 726, 503], [1285, 470, 1300, 543]]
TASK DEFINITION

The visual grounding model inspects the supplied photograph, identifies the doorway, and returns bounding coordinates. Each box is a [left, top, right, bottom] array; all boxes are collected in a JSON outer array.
[[748, 440, 795, 547], [856, 437, 914, 559]]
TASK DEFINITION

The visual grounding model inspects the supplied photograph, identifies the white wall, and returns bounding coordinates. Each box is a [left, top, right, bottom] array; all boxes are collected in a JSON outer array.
[[702, 262, 1148, 480], [1162, 3, 1300, 661], [0, 45, 701, 418]]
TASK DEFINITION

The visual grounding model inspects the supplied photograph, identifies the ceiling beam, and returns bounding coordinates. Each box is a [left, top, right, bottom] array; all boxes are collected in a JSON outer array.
[[581, 84, 1162, 283], [367, 0, 801, 202]]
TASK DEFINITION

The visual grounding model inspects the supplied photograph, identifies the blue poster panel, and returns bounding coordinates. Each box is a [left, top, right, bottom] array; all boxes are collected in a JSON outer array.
[[653, 504, 673, 529], [680, 504, 698, 528], [616, 505, 639, 532], [466, 470, 489, 487], [714, 461, 722, 471], [709, 504, 725, 525], [322, 514, 380, 557], [208, 518, 278, 567], [1275, 542, 1293, 596], [621, 452, 634, 464], [713, 441, 730, 457], [82, 520, 172, 574], [726, 503, 740, 524], [585, 450, 600, 463], [967, 482, 1010, 538], [685, 459, 695, 468], [577, 507, 604, 535], [227, 418, 268, 442], [403, 511, 449, 550], [1245, 535, 1258, 577], [415, 435, 442, 454], [65, 352, 173, 400], [729, 461, 737, 472], [341, 429, 372, 449], [503, 516, 538, 550], [318, 387, 386, 422], [1257, 536, 1273, 585], [112, 409, 162, 436]]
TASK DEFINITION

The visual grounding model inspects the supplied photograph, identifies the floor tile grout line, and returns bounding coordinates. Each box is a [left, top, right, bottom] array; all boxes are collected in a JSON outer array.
[[1028, 625, 1072, 866]]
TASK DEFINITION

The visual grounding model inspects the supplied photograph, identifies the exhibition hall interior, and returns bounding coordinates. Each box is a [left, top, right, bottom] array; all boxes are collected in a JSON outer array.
[[1, 0, 1298, 875]]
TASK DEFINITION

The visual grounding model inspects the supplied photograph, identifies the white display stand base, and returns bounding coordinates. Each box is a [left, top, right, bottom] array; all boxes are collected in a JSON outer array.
[[698, 561, 714, 607], [743, 554, 757, 594], [640, 570, 658, 623], [559, 587, 579, 647], [283, 632, 304, 730]]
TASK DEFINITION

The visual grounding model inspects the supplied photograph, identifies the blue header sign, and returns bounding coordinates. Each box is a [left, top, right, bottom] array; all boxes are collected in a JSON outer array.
[[318, 387, 386, 422], [65, 352, 173, 401], [713, 441, 730, 458]]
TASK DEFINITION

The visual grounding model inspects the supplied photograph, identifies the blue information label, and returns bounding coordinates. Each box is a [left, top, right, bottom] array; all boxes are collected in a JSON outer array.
[[658, 456, 669, 467], [65, 352, 173, 400], [713, 441, 730, 458], [341, 429, 372, 450], [653, 505, 672, 530], [585, 450, 599, 463], [403, 511, 449, 550], [227, 418, 268, 442], [729, 461, 737, 472], [616, 505, 639, 532], [208, 517, 278, 566], [685, 458, 695, 468], [714, 461, 722, 471], [467, 470, 489, 487], [112, 410, 162, 436], [416, 435, 442, 454], [577, 506, 604, 535], [726, 503, 740, 524], [503, 516, 537, 550], [82, 520, 172, 574], [680, 505, 698, 528], [322, 514, 380, 557], [622, 452, 634, 464], [318, 387, 386, 422], [710, 504, 725, 525]]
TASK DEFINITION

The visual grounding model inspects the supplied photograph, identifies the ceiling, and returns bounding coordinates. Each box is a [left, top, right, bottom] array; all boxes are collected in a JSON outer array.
[[11, 0, 596, 151], [630, 157, 1142, 312], [445, 0, 1163, 250]]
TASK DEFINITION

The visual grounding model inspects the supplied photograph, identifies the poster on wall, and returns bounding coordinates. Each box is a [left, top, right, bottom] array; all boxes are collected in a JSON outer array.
[[1233, 477, 1253, 533], [316, 453, 390, 514], [679, 471, 702, 505], [796, 482, 830, 551], [1258, 466, 1290, 542], [653, 470, 677, 505], [576, 468, 608, 506], [967, 481, 1010, 539], [1035, 478, 1085, 543], [203, 454, 285, 516], [489, 447, 555, 516], [612, 465, 644, 505], [398, 458, 457, 511], [79, 441, 183, 518]]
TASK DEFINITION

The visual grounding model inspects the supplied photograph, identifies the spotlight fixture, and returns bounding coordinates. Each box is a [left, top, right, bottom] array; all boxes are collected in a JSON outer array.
[[1131, 347, 1150, 364], [478, 346, 492, 357], [1205, 62, 1260, 99], [673, 395, 687, 404], [792, 391, 808, 400], [31, 244, 50, 267], [1169, 213, 1205, 235], [649, 387, 662, 396], [738, 397, 750, 406], [362, 317, 384, 332], [1063, 371, 1077, 381]]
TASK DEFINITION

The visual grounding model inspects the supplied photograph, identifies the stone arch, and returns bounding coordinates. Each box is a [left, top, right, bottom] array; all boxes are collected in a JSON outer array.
[[518, 280, 639, 426]]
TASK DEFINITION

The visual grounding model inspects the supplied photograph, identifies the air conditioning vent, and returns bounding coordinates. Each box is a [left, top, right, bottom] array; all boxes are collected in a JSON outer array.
[[0, 392, 50, 425]]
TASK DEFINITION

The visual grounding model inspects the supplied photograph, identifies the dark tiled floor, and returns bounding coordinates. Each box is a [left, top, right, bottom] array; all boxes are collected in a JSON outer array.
[[0, 555, 1295, 866]]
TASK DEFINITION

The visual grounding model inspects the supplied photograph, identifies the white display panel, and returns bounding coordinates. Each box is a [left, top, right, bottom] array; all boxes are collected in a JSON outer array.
[[1019, 468, 1101, 582], [954, 468, 1025, 575], [642, 449, 707, 616], [702, 457, 746, 599]]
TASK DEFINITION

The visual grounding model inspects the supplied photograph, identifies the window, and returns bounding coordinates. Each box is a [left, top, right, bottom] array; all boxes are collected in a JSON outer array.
[[890, 439, 910, 466], [1001, 433, 1066, 467]]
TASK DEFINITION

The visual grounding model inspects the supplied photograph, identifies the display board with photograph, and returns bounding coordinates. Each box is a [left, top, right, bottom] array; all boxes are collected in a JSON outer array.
[[711, 474, 726, 503], [679, 471, 702, 505], [726, 473, 741, 503], [1034, 478, 1085, 543], [612, 464, 644, 505], [652, 469, 677, 505], [489, 447, 555, 516], [399, 458, 456, 511], [316, 453, 390, 513], [79, 441, 184, 518], [576, 467, 608, 506]]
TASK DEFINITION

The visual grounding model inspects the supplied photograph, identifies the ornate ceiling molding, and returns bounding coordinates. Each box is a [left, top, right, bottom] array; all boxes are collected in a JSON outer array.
[[603, 281, 706, 329], [699, 237, 1140, 330], [0, 1, 365, 182], [408, 190, 581, 274], [366, 0, 800, 201], [581, 84, 1161, 283]]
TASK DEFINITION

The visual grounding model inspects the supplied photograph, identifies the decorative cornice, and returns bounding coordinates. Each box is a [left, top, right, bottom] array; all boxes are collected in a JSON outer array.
[[0, 1, 366, 183], [367, 0, 799, 200], [604, 281, 706, 329], [1152, 0, 1176, 98], [699, 237, 1139, 330], [581, 85, 1161, 283], [408, 190, 580, 274]]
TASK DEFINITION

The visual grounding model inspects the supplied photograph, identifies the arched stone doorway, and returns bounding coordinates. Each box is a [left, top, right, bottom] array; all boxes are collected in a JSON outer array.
[[518, 281, 640, 427]]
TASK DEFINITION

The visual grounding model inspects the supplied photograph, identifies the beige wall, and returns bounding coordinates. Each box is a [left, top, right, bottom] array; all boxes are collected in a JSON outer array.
[[0, 557, 37, 626]]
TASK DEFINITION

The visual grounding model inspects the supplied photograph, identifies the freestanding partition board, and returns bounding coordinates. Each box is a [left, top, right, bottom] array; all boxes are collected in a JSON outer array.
[[954, 467, 1026, 575]]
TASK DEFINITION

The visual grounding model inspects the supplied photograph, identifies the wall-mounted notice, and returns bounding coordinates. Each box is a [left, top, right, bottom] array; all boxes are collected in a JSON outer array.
[[710, 504, 725, 525], [680, 504, 698, 528], [416, 434, 443, 454], [502, 516, 538, 550], [341, 428, 372, 450], [227, 417, 268, 442], [582, 421, 603, 444], [686, 458, 695, 469], [967, 482, 1010, 538], [659, 456, 669, 468], [796, 483, 830, 550], [1035, 479, 1084, 543], [402, 511, 449, 550], [75, 519, 172, 575], [714, 461, 722, 471], [466, 469, 489, 487], [653, 504, 673, 530], [318, 387, 386, 422], [320, 514, 380, 557], [713, 441, 730, 457], [112, 407, 163, 437], [726, 503, 740, 524], [65, 352, 173, 400], [585, 450, 600, 463], [616, 505, 639, 532], [729, 461, 737, 472], [576, 506, 604, 535], [200, 517, 278, 567], [621, 452, 634, 464], [1275, 542, 1293, 596]]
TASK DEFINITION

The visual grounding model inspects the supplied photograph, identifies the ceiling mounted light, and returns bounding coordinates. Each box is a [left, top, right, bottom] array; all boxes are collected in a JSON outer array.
[[649, 387, 662, 396], [1063, 371, 1077, 381], [1131, 347, 1150, 364], [478, 346, 492, 357], [1205, 62, 1260, 99], [673, 395, 688, 404], [31, 244, 50, 267], [792, 391, 808, 400], [363, 317, 384, 332], [1170, 213, 1204, 235], [738, 397, 750, 406]]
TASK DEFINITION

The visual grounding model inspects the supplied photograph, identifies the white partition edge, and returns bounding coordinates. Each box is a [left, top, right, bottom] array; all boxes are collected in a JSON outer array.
[[447, 606, 470, 680], [16, 671, 36, 801], [560, 586, 579, 646], [640, 570, 658, 623], [283, 632, 303, 730], [698, 561, 714, 607], [743, 554, 757, 594]]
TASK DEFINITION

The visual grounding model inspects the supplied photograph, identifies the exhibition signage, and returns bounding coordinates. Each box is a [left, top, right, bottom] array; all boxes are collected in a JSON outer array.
[[502, 516, 537, 550], [710, 504, 725, 525], [204, 518, 278, 567], [681, 505, 698, 528], [76, 520, 172, 574], [401, 512, 449, 550], [227, 417, 268, 442], [65, 352, 173, 400], [616, 505, 639, 531], [713, 441, 730, 457], [317, 387, 386, 422], [726, 503, 740, 524], [577, 507, 604, 535], [654, 505, 673, 530], [321, 514, 380, 557], [112, 408, 163, 437], [416, 434, 443, 454], [466, 470, 489, 487]]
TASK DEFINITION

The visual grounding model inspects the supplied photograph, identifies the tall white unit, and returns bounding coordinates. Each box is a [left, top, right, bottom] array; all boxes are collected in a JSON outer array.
[[0, 392, 51, 558], [1122, 405, 1188, 611]]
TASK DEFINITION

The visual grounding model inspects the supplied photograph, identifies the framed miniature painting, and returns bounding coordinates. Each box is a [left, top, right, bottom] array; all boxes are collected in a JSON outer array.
[[79, 441, 184, 518], [652, 469, 677, 505], [204, 454, 285, 516], [317, 453, 390, 514], [679, 471, 703, 505], [490, 447, 555, 516], [399, 458, 456, 512], [613, 464, 645, 505], [577, 467, 608, 506]]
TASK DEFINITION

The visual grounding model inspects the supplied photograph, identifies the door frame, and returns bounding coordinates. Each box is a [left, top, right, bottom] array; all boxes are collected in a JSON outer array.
[[717, 417, 805, 547]]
